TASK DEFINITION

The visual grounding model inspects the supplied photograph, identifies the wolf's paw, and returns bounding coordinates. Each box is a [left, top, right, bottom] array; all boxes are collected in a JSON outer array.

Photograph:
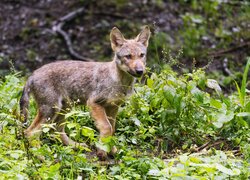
[[97, 149, 107, 161]]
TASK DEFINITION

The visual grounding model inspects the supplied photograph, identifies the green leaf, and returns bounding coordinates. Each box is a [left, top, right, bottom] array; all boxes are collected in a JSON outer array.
[[213, 111, 234, 128], [131, 137, 137, 144], [95, 141, 110, 153], [148, 169, 160, 176], [42, 127, 50, 133], [189, 157, 202, 164], [210, 99, 222, 109], [81, 126, 95, 139], [9, 150, 24, 159], [67, 123, 77, 129], [240, 58, 250, 106], [234, 80, 243, 106], [131, 117, 141, 127], [206, 79, 222, 94], [147, 78, 154, 88], [179, 154, 188, 163], [215, 163, 240, 176], [110, 166, 121, 175], [140, 106, 149, 113], [182, 144, 188, 150], [164, 89, 174, 103], [237, 112, 250, 117], [65, 110, 89, 119]]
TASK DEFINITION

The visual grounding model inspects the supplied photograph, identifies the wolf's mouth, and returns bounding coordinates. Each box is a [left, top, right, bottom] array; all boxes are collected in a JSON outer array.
[[127, 70, 143, 78]]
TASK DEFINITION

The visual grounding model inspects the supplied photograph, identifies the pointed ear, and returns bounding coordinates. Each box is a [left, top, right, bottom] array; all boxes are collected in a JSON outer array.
[[136, 26, 151, 47], [110, 27, 125, 51]]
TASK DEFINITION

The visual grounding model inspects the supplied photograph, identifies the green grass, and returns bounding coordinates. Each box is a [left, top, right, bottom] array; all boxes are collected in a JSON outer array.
[[0, 59, 249, 179]]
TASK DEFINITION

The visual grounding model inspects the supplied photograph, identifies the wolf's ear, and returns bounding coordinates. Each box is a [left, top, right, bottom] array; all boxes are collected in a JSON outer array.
[[136, 26, 151, 47], [110, 27, 125, 51]]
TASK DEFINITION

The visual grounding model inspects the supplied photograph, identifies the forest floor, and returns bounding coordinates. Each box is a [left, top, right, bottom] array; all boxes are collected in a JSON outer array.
[[0, 0, 180, 71], [1, 0, 249, 75]]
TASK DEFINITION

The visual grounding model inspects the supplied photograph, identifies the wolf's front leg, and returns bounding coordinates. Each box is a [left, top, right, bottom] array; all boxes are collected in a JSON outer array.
[[87, 100, 113, 160], [105, 105, 119, 155]]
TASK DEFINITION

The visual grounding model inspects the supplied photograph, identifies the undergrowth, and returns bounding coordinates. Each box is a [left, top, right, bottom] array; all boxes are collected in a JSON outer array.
[[0, 59, 249, 179]]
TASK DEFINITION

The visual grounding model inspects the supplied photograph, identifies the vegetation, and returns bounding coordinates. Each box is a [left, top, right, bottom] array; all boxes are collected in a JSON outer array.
[[1, 0, 249, 76], [0, 0, 250, 179], [0, 58, 249, 179]]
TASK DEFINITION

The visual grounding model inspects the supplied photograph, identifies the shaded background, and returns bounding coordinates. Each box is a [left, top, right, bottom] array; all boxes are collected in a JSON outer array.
[[0, 0, 249, 76]]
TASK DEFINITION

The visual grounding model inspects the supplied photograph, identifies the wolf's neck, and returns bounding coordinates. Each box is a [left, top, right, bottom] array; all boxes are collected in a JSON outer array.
[[111, 59, 134, 87]]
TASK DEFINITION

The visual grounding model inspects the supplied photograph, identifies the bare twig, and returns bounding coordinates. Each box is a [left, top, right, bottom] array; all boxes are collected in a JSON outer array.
[[52, 7, 132, 61], [58, 7, 85, 22], [223, 1, 250, 6], [196, 141, 211, 152], [53, 7, 95, 61], [208, 41, 250, 76], [206, 140, 225, 149], [208, 41, 250, 58]]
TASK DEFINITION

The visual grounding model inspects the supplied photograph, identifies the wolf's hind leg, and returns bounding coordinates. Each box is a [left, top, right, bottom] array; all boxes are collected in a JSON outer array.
[[25, 99, 61, 138], [25, 110, 45, 137]]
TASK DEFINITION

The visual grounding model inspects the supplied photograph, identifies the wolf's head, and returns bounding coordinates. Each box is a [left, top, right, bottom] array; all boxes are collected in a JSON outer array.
[[110, 26, 151, 77]]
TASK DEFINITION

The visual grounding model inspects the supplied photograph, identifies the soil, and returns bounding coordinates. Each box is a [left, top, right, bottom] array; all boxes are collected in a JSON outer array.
[[0, 0, 179, 73], [0, 0, 249, 75]]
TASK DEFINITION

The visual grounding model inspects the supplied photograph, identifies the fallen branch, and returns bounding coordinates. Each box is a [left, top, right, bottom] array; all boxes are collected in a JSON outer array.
[[195, 139, 230, 152], [208, 41, 250, 58], [196, 141, 211, 152], [52, 7, 94, 61]]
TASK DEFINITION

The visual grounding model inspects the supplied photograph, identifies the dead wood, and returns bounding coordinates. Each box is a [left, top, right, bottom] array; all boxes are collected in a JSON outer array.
[[52, 7, 95, 62], [208, 41, 250, 58]]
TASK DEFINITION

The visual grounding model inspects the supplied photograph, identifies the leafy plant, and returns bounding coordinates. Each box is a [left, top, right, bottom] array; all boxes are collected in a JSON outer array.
[[235, 58, 250, 108], [118, 60, 250, 159], [0, 61, 249, 178]]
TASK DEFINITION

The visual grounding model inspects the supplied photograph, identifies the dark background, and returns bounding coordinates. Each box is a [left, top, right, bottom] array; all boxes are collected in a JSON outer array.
[[0, 0, 249, 76]]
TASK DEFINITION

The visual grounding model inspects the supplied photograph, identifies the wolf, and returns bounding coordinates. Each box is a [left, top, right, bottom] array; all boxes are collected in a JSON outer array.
[[20, 26, 151, 160]]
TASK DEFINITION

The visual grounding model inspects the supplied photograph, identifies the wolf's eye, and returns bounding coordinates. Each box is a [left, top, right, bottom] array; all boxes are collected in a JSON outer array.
[[125, 54, 132, 59], [117, 54, 122, 59], [140, 53, 145, 58]]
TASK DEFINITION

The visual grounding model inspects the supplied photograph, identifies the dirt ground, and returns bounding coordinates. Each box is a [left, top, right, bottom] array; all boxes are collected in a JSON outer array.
[[0, 0, 249, 74], [0, 0, 181, 73]]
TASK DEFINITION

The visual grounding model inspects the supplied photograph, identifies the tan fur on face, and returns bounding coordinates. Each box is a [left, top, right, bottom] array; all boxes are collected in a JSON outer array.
[[115, 40, 147, 76]]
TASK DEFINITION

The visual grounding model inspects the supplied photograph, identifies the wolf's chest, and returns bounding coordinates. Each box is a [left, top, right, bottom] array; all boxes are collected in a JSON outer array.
[[93, 83, 133, 106]]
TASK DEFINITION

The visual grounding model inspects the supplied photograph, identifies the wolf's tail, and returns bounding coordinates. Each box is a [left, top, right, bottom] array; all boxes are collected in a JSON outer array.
[[20, 79, 31, 123]]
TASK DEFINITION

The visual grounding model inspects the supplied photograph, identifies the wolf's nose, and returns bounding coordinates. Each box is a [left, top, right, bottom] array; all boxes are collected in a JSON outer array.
[[135, 69, 144, 76]]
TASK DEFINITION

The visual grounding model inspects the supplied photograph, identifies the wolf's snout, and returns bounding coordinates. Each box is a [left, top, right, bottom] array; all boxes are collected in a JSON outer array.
[[134, 61, 145, 76], [135, 69, 144, 76]]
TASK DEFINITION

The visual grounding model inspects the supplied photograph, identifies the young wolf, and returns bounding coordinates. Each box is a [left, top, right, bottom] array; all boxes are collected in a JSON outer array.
[[20, 26, 151, 160]]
